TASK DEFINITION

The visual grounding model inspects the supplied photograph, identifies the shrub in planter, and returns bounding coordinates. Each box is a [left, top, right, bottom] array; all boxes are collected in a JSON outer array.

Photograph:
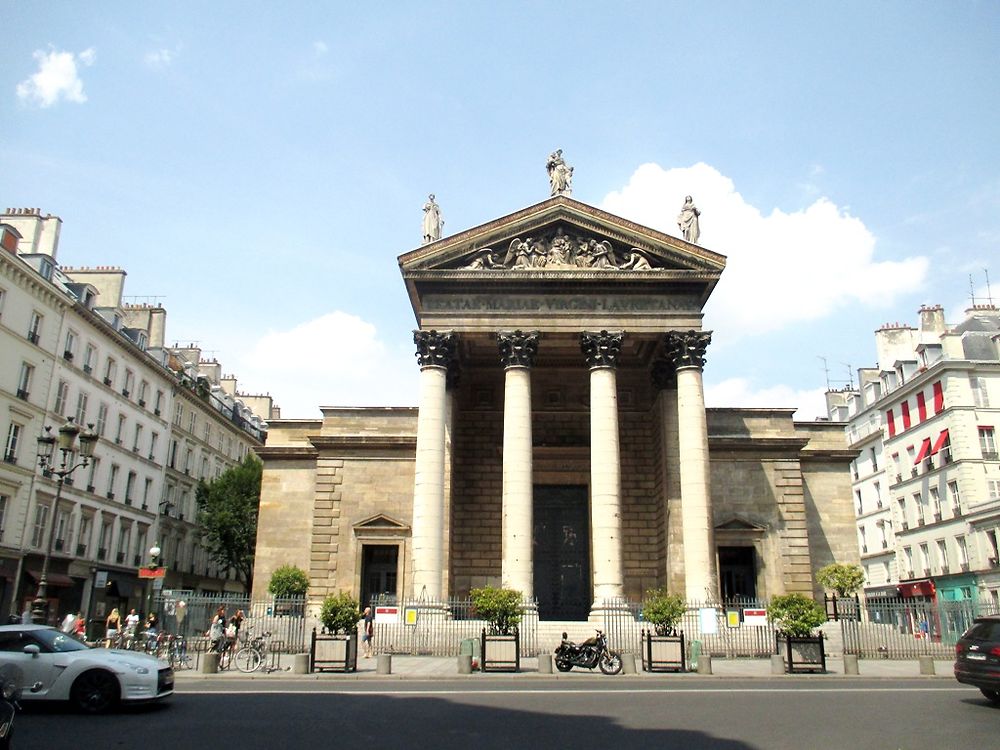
[[320, 592, 361, 635], [641, 588, 686, 636], [470, 586, 523, 635], [268, 564, 309, 598], [816, 563, 865, 597], [768, 594, 827, 637]]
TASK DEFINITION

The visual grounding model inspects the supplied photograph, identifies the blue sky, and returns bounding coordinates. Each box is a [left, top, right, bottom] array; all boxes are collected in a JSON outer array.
[[3, 1, 998, 419]]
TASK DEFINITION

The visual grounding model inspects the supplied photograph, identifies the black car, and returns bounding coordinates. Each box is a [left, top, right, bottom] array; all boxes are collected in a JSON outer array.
[[954, 614, 1000, 705]]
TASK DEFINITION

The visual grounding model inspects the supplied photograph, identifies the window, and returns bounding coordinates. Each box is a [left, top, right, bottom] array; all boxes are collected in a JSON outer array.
[[103, 357, 116, 386], [859, 525, 868, 553], [919, 543, 930, 573], [123, 369, 134, 398], [901, 400, 911, 429], [64, 329, 77, 360], [86, 457, 99, 491], [184, 448, 192, 473], [916, 392, 927, 421], [96, 402, 108, 436], [132, 424, 143, 452], [78, 515, 92, 555], [989, 479, 1000, 500], [203, 423, 211, 443], [957, 537, 969, 567], [979, 427, 997, 459], [55, 509, 71, 548], [897, 497, 907, 527], [117, 525, 130, 558], [149, 432, 158, 461], [30, 503, 50, 548], [143, 478, 153, 508], [933, 381, 945, 413], [134, 527, 147, 564], [125, 471, 137, 503], [870, 447, 879, 471], [107, 464, 119, 499], [98, 520, 111, 558], [972, 376, 990, 408], [74, 391, 89, 425], [0, 494, 7, 541], [986, 529, 999, 562], [855, 489, 863, 515], [913, 492, 924, 524], [16, 362, 34, 400], [83, 344, 96, 374], [937, 540, 949, 571], [903, 546, 914, 574], [154, 390, 164, 415], [906, 446, 917, 476], [929, 487, 941, 518], [173, 403, 183, 427], [115, 414, 126, 444], [948, 480, 961, 510], [886, 409, 896, 437], [188, 411, 196, 434], [0, 287, 5, 319], [53, 379, 69, 415], [138, 380, 148, 406], [27, 311, 43, 344], [4, 423, 22, 464], [168, 440, 178, 469], [873, 481, 882, 508]]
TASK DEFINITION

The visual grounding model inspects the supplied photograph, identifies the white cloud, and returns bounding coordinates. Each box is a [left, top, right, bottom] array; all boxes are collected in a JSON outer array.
[[16, 47, 96, 107], [235, 311, 417, 418], [705, 377, 829, 421], [601, 163, 929, 341], [144, 48, 176, 68]]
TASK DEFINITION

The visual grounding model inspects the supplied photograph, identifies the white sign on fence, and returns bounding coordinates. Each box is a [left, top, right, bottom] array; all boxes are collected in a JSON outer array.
[[743, 608, 768, 627], [699, 607, 718, 634], [375, 605, 400, 624]]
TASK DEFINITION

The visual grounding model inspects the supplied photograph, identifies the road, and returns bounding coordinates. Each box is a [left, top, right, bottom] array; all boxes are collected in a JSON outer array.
[[17, 678, 998, 750]]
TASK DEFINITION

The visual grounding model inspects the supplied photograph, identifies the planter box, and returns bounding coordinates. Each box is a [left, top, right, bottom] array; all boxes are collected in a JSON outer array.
[[310, 629, 358, 672], [480, 628, 519, 673], [776, 633, 826, 674], [641, 629, 686, 672]]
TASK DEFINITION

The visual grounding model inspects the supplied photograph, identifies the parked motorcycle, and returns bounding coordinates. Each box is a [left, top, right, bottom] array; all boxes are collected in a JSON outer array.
[[554, 629, 623, 675], [0, 662, 22, 750]]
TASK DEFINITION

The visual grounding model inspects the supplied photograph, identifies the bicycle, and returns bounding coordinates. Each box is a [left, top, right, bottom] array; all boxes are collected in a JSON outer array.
[[235, 629, 272, 673]]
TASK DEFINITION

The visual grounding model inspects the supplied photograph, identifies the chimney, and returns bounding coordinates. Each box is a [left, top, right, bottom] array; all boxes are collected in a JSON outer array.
[[919, 305, 946, 335]]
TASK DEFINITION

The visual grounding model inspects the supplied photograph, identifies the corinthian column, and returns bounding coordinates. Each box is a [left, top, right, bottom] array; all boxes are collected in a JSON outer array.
[[411, 329, 457, 600], [498, 330, 540, 597], [580, 330, 625, 610], [664, 330, 717, 602]]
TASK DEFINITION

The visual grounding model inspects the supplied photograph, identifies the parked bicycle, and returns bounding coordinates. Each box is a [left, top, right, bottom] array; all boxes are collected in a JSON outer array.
[[235, 629, 273, 673]]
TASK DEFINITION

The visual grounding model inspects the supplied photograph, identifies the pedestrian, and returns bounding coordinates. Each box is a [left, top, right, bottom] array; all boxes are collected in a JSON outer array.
[[361, 606, 374, 658], [74, 613, 87, 641], [208, 606, 227, 652], [105, 608, 121, 647], [230, 609, 245, 645], [124, 608, 140, 634]]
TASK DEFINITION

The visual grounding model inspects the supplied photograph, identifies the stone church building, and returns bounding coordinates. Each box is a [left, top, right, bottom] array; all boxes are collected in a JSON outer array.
[[251, 194, 858, 620]]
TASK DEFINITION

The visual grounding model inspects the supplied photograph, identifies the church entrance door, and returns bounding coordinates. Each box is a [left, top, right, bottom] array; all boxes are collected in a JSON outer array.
[[533, 485, 591, 620]]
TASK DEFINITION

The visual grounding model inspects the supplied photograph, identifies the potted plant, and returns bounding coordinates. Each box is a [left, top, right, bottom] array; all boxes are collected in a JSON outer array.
[[769, 593, 828, 673], [310, 592, 360, 672], [471, 586, 523, 672], [816, 563, 864, 621], [268, 564, 308, 616], [640, 588, 687, 672]]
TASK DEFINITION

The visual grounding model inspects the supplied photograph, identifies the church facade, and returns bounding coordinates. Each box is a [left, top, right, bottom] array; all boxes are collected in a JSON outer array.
[[251, 195, 858, 618]]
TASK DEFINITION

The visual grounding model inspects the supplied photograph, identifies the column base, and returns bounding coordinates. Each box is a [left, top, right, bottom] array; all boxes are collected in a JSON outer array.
[[588, 597, 630, 623]]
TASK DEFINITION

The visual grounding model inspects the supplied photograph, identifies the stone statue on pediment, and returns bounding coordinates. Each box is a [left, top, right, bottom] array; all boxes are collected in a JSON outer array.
[[422, 194, 443, 244], [677, 195, 700, 244], [546, 150, 573, 196], [459, 228, 663, 272]]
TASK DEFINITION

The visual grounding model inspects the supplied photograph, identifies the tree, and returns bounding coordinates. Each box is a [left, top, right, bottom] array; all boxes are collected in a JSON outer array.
[[268, 564, 309, 598], [470, 586, 523, 635], [195, 454, 262, 592], [320, 592, 360, 634], [641, 588, 687, 636], [768, 593, 827, 637], [816, 563, 865, 597]]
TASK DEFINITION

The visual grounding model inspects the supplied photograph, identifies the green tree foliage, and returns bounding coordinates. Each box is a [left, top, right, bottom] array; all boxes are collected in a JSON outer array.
[[320, 592, 361, 634], [470, 586, 523, 635], [768, 593, 827, 637], [268, 564, 309, 598], [815, 563, 865, 596], [195, 454, 262, 592], [641, 588, 687, 635]]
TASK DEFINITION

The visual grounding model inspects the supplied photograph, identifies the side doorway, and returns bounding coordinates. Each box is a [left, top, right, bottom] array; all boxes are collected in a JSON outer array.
[[718, 546, 757, 601], [360, 544, 399, 608]]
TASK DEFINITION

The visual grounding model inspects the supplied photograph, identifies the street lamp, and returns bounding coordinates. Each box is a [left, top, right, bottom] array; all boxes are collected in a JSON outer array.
[[32, 417, 99, 624], [145, 542, 161, 616]]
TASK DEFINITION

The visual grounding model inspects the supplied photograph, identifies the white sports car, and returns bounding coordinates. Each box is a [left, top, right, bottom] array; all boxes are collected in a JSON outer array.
[[0, 624, 173, 713]]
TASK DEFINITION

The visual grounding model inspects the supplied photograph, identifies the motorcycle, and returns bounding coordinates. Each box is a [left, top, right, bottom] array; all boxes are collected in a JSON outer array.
[[0, 663, 22, 750], [554, 629, 623, 675]]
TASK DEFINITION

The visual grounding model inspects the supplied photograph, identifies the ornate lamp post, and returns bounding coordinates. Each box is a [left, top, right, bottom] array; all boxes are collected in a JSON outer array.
[[145, 542, 161, 615], [33, 417, 99, 624]]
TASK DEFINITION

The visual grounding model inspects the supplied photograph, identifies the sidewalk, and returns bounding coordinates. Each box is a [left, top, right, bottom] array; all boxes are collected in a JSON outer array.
[[173, 655, 958, 681]]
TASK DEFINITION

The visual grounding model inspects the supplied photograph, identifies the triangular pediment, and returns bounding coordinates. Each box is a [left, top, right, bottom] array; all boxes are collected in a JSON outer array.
[[352, 513, 411, 536], [715, 517, 767, 532], [399, 195, 725, 275]]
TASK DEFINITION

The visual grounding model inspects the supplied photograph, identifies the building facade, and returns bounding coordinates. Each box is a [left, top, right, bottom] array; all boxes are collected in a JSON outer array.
[[252, 195, 858, 619], [0, 208, 271, 627], [829, 304, 1000, 607]]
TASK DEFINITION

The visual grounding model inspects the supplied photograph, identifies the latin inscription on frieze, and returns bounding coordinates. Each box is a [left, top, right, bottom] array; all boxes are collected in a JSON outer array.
[[424, 294, 700, 313]]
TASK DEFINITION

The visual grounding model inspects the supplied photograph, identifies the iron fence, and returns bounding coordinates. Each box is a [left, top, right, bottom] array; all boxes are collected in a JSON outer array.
[[840, 596, 999, 659], [371, 596, 538, 657], [152, 593, 308, 652], [603, 598, 777, 659]]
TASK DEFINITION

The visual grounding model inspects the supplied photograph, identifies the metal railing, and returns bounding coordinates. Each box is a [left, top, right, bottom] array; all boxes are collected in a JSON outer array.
[[152, 593, 307, 652], [371, 596, 538, 657]]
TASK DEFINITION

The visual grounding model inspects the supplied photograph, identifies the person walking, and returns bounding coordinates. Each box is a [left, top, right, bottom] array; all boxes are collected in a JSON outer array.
[[361, 606, 374, 658], [105, 608, 121, 647], [208, 606, 227, 653]]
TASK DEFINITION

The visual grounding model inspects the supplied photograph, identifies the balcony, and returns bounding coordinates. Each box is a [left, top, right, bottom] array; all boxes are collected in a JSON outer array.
[[97, 547, 107, 560], [27, 331, 39, 345], [933, 512, 942, 522], [115, 552, 125, 564], [86, 484, 95, 493], [917, 517, 925, 527], [2, 453, 16, 466], [881, 540, 889, 549], [940, 565, 950, 575], [989, 557, 999, 568], [103, 377, 112, 386], [138, 399, 146, 407], [895, 474, 903, 484], [984, 451, 999, 461], [154, 408, 161, 416], [961, 562, 970, 572], [76, 544, 86, 556], [83, 364, 92, 374], [15, 388, 29, 401], [124, 498, 132, 506], [900, 521, 909, 531], [106, 492, 115, 500], [54, 538, 64, 551], [122, 389, 130, 398], [922, 568, 931, 577], [63, 350, 73, 361], [861, 544, 868, 554], [133, 554, 141, 566]]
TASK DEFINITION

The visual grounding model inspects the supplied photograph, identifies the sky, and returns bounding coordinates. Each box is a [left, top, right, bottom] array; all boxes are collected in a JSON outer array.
[[3, 1, 998, 420]]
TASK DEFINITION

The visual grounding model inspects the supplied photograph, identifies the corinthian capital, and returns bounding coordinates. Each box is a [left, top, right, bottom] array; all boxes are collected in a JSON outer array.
[[663, 330, 712, 371], [413, 330, 457, 369], [580, 330, 625, 369], [497, 330, 540, 369]]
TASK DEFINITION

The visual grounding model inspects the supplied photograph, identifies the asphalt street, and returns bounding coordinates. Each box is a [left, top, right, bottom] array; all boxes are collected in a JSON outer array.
[[15, 678, 998, 750]]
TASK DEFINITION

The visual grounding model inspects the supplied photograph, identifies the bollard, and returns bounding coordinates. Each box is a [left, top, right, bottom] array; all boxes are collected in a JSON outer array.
[[843, 654, 859, 675], [696, 654, 713, 675], [621, 653, 637, 674], [458, 654, 473, 674], [918, 655, 935, 675], [537, 653, 552, 674], [771, 654, 785, 675], [377, 653, 392, 675], [292, 653, 310, 674], [201, 652, 219, 674]]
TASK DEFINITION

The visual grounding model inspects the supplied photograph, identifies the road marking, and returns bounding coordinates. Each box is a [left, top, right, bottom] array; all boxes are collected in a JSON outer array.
[[177, 686, 972, 696]]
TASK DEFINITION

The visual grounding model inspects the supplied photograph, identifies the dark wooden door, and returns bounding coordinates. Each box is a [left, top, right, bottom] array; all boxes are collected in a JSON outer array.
[[361, 545, 398, 607], [533, 485, 591, 620], [718, 546, 757, 601]]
